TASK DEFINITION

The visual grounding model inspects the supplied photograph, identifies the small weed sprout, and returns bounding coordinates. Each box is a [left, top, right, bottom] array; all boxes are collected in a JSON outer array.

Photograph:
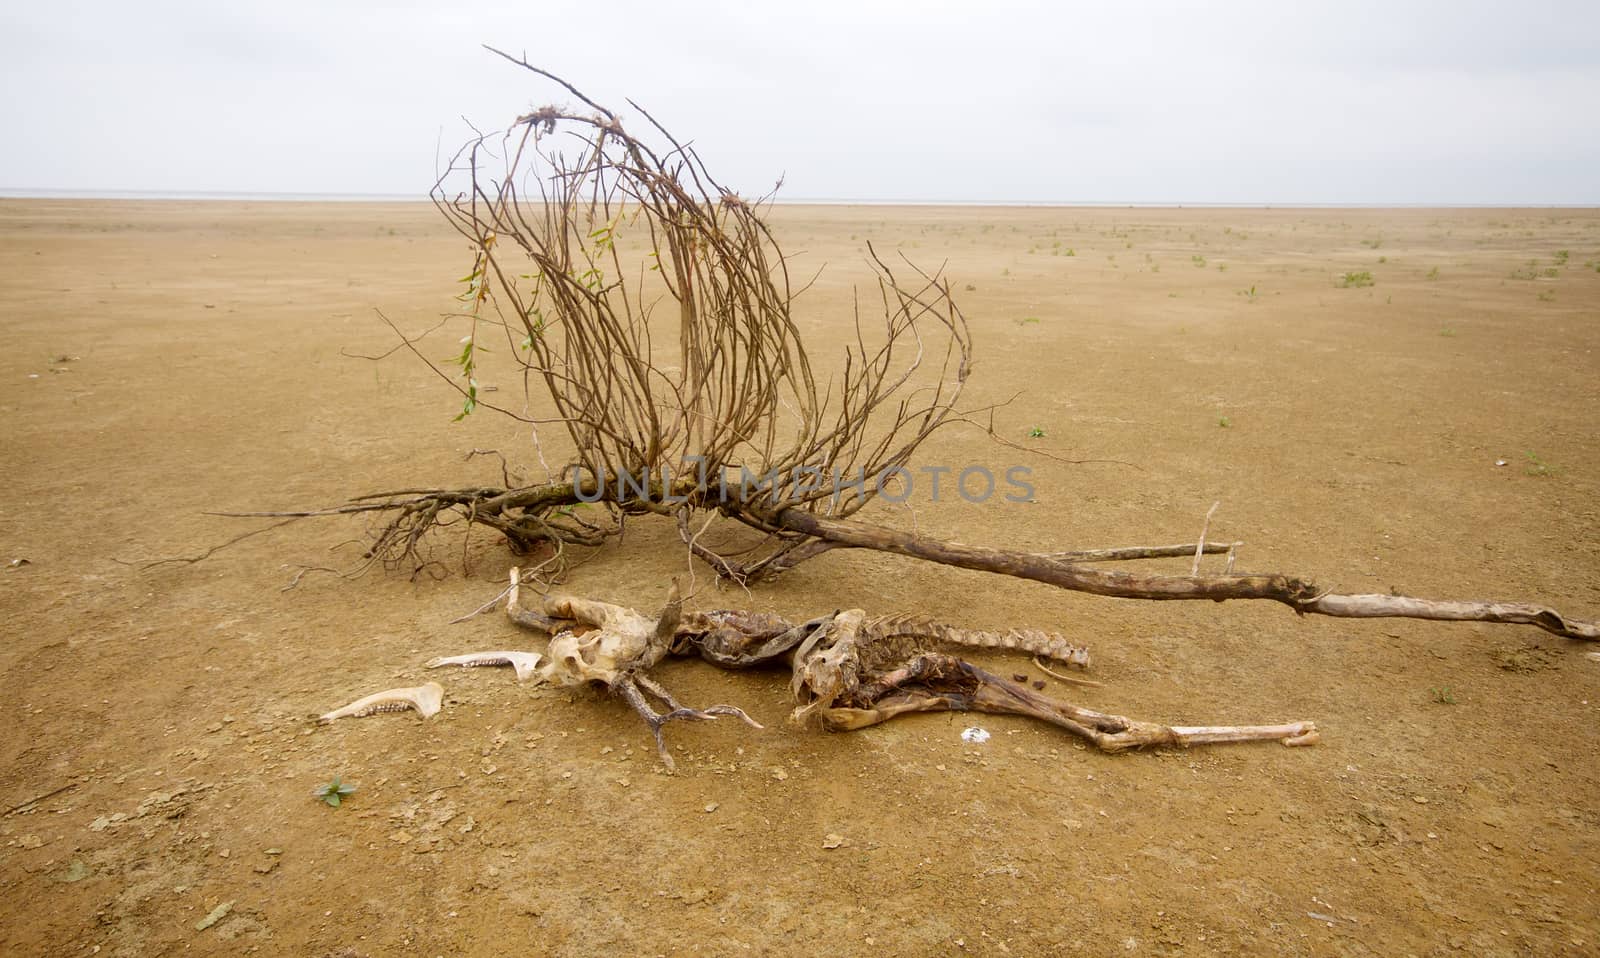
[[1027, 426, 1046, 439], [1426, 266, 1440, 280], [1339, 271, 1375, 288], [1217, 416, 1232, 428], [1429, 686, 1457, 705], [315, 776, 357, 808]]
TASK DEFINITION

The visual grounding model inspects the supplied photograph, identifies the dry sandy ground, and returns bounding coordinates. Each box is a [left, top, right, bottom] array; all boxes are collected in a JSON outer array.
[[1, 201, 1598, 957]]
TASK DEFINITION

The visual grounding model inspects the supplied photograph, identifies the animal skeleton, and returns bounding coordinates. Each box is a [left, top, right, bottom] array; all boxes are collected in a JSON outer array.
[[319, 569, 1317, 765]]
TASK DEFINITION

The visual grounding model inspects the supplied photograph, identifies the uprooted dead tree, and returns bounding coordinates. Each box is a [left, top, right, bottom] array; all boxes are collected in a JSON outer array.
[[227, 50, 1597, 764]]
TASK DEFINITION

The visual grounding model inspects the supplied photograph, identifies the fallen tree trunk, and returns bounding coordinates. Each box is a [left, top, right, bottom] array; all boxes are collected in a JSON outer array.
[[226, 480, 1600, 641]]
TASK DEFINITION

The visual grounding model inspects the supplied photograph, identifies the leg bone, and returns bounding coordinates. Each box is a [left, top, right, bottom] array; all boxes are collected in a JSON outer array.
[[616, 674, 762, 771]]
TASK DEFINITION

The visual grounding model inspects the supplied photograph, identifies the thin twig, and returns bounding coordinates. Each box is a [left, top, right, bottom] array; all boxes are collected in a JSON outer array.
[[5, 782, 77, 816], [1191, 501, 1221, 577], [1033, 656, 1104, 688]]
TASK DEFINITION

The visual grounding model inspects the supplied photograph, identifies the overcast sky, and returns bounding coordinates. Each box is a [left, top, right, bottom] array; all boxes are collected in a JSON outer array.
[[2, 1, 1596, 204]]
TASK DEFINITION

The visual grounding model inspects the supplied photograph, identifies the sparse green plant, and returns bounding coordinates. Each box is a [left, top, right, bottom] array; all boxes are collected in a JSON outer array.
[[314, 776, 358, 808], [1064, 248, 1075, 256], [1016, 316, 1040, 326], [1426, 266, 1439, 280], [1524, 451, 1556, 476], [1027, 426, 1045, 439], [1217, 416, 1231, 428], [1192, 255, 1206, 268], [1439, 327, 1456, 337], [1217, 263, 1228, 272], [1339, 271, 1375, 288], [1537, 289, 1555, 302], [1377, 255, 1387, 264], [1361, 238, 1382, 249], [1429, 686, 1456, 705], [1238, 285, 1258, 302], [1554, 249, 1569, 265]]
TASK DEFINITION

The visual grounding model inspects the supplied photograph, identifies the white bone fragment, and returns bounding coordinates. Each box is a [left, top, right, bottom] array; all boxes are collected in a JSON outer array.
[[320, 682, 445, 722], [426, 651, 544, 682]]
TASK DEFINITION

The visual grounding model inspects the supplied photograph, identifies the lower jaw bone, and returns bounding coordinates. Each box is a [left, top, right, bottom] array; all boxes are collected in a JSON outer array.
[[425, 650, 545, 682], [319, 682, 445, 722]]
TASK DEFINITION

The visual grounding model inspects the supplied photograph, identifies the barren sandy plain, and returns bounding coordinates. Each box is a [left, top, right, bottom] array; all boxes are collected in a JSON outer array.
[[2, 200, 1598, 956]]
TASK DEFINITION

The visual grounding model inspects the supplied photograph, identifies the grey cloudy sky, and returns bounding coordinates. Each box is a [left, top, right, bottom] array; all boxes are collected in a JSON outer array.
[[3, 0, 1596, 204]]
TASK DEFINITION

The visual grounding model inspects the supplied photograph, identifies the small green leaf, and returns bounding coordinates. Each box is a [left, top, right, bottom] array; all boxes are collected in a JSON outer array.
[[315, 776, 357, 807]]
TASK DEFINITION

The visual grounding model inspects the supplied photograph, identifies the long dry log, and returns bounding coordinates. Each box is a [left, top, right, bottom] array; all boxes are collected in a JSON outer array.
[[227, 478, 1600, 642], [772, 508, 1599, 640]]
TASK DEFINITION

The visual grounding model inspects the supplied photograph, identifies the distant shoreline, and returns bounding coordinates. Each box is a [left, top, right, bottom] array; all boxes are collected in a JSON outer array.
[[0, 188, 1592, 209]]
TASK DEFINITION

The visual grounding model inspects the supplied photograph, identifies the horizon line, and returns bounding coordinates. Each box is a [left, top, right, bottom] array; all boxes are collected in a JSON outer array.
[[1, 187, 1596, 210]]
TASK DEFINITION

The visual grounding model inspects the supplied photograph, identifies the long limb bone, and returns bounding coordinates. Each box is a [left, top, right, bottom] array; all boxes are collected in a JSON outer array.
[[801, 654, 1315, 753]]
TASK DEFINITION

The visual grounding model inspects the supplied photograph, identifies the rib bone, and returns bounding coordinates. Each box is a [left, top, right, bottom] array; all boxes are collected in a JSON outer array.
[[426, 651, 544, 682], [319, 682, 445, 722]]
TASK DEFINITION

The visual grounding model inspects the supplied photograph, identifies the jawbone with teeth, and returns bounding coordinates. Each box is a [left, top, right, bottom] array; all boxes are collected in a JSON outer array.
[[319, 682, 445, 722], [426, 650, 545, 682]]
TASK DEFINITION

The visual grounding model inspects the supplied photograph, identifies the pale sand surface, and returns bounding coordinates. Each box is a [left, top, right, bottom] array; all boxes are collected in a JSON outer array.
[[2, 200, 1599, 955]]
